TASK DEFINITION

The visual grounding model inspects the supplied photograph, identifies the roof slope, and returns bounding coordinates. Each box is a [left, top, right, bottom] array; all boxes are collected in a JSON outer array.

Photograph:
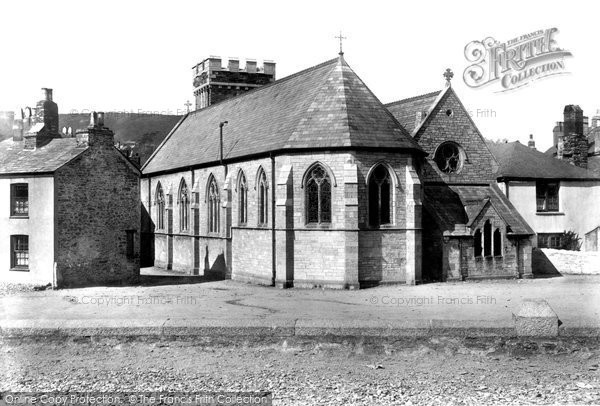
[[384, 91, 440, 134], [489, 141, 600, 180], [453, 183, 534, 235], [0, 138, 86, 175], [143, 57, 422, 174], [423, 183, 533, 235]]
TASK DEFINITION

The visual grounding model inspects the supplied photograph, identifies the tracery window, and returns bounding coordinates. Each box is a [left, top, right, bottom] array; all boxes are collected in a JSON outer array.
[[368, 164, 392, 227], [208, 176, 220, 233], [155, 183, 165, 230], [238, 171, 248, 225], [434, 142, 464, 174], [257, 168, 268, 226], [305, 165, 331, 224], [178, 179, 189, 232]]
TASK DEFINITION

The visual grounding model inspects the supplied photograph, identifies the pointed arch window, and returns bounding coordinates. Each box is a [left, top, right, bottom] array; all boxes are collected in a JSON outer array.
[[368, 164, 392, 227], [493, 228, 502, 256], [474, 229, 482, 257], [178, 179, 190, 232], [208, 176, 220, 233], [257, 168, 268, 226], [155, 183, 165, 230], [238, 171, 248, 225], [305, 164, 331, 224], [483, 220, 492, 257]]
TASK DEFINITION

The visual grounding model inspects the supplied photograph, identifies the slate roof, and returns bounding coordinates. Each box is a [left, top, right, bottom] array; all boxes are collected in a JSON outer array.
[[384, 90, 441, 134], [423, 183, 534, 236], [453, 183, 534, 235], [489, 141, 600, 180], [0, 138, 86, 175], [587, 156, 600, 177], [142, 56, 423, 174]]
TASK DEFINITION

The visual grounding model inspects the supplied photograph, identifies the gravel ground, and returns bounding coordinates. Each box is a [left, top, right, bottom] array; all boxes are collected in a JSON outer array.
[[1, 337, 599, 405], [0, 282, 52, 296]]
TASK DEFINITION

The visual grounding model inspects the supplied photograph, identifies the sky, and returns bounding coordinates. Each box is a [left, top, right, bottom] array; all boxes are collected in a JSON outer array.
[[1, 0, 598, 152]]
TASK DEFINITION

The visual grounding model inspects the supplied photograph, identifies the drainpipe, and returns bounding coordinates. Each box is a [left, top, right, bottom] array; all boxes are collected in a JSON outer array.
[[271, 152, 276, 286], [219, 121, 228, 177], [516, 238, 522, 278]]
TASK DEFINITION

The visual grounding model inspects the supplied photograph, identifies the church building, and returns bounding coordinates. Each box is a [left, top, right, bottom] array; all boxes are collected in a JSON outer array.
[[141, 54, 534, 287]]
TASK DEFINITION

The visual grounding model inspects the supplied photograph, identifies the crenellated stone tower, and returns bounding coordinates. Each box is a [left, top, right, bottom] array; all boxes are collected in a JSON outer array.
[[192, 56, 276, 110]]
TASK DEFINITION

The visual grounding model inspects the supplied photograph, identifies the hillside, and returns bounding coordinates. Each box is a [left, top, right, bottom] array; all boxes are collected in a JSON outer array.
[[59, 112, 182, 145]]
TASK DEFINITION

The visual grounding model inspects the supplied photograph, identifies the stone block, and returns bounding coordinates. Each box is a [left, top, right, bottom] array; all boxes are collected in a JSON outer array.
[[513, 299, 560, 337]]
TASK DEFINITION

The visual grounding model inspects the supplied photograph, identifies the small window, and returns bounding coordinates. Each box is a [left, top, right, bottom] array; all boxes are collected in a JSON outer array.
[[11, 184, 28, 217], [483, 220, 492, 257], [538, 233, 563, 249], [368, 164, 392, 227], [126, 230, 135, 259], [493, 228, 502, 256], [238, 172, 248, 225], [11, 235, 29, 270], [257, 168, 268, 226], [434, 142, 464, 174], [305, 164, 331, 224], [474, 229, 482, 257], [536, 181, 559, 212]]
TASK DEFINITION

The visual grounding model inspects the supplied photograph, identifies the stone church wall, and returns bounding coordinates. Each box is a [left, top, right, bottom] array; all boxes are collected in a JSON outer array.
[[416, 90, 498, 184], [229, 158, 274, 285], [142, 150, 423, 288]]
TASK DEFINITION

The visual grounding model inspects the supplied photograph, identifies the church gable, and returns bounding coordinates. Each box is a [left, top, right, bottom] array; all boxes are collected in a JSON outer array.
[[415, 88, 499, 184]]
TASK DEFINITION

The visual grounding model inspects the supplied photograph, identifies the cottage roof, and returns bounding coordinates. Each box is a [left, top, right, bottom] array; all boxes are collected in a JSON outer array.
[[489, 141, 600, 181], [0, 138, 86, 175]]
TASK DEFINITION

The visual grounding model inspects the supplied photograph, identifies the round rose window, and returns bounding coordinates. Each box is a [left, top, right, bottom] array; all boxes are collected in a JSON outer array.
[[434, 142, 463, 173]]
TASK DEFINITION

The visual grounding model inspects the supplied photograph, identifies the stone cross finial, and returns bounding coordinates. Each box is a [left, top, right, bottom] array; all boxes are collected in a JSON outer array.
[[444, 68, 454, 87], [335, 31, 347, 56]]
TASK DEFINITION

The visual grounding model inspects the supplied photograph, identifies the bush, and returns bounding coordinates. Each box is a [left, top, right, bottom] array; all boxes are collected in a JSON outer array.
[[559, 230, 581, 251]]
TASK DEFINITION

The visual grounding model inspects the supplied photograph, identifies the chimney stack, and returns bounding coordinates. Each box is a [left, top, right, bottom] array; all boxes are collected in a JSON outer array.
[[42, 88, 53, 101], [78, 111, 114, 148], [592, 110, 600, 128], [34, 87, 59, 137], [528, 134, 536, 149], [561, 105, 588, 168]]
